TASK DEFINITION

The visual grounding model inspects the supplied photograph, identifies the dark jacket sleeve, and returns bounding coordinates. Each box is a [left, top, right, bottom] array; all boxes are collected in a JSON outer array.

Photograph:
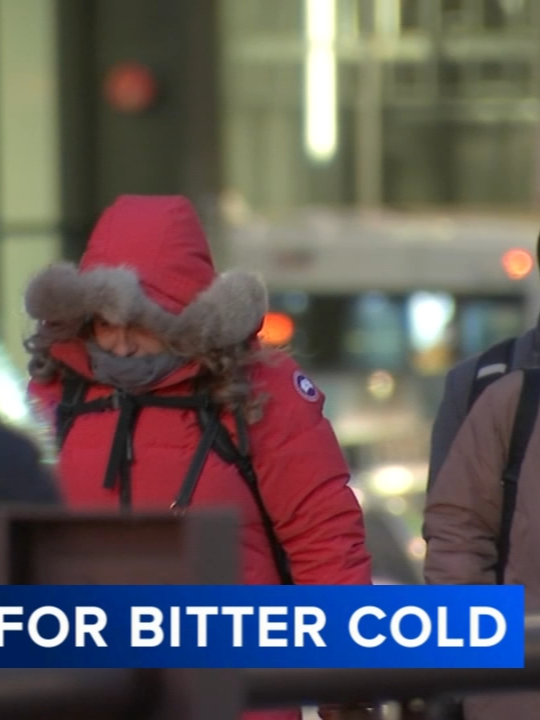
[[0, 425, 61, 505], [428, 328, 536, 490], [427, 358, 477, 490]]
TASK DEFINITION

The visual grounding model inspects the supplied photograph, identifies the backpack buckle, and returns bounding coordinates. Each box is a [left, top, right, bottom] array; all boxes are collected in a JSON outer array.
[[169, 501, 187, 516], [501, 470, 518, 487], [111, 389, 129, 411]]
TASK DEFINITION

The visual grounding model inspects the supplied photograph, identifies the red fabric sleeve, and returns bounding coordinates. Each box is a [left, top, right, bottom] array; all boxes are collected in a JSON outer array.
[[250, 355, 372, 585]]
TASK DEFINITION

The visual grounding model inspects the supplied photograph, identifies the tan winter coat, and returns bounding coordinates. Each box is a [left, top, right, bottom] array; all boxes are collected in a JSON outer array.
[[424, 369, 540, 720]]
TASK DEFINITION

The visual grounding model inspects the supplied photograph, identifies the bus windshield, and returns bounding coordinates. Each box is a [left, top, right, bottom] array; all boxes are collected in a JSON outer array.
[[268, 289, 525, 375], [264, 289, 526, 475]]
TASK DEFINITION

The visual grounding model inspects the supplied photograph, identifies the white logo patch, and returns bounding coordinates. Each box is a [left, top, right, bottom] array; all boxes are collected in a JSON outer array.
[[293, 371, 319, 402]]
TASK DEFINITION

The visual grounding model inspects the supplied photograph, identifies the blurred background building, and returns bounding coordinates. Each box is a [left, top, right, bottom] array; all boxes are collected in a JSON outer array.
[[222, 0, 540, 211], [0, 0, 540, 578]]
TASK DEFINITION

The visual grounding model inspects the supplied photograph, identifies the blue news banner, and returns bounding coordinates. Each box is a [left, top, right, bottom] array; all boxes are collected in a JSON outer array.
[[0, 585, 523, 669]]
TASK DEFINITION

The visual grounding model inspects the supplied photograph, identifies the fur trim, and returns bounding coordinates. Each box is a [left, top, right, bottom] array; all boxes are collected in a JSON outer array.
[[24, 263, 268, 355]]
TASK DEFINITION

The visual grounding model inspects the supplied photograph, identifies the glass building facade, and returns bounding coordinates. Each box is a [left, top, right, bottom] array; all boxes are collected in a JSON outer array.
[[220, 0, 540, 215], [0, 0, 539, 370]]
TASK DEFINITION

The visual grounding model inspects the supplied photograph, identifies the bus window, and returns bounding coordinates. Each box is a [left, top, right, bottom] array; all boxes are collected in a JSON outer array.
[[268, 293, 350, 370], [341, 293, 407, 371], [268, 290, 526, 375], [459, 297, 524, 357], [406, 291, 456, 375]]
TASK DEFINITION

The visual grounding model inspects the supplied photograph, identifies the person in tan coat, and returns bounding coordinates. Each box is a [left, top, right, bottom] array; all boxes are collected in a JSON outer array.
[[423, 368, 540, 720]]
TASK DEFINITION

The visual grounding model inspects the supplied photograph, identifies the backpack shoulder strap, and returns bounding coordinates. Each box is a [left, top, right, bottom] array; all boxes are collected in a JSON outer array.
[[195, 404, 293, 584], [170, 407, 222, 511], [496, 367, 540, 584], [468, 337, 517, 412], [56, 373, 90, 447]]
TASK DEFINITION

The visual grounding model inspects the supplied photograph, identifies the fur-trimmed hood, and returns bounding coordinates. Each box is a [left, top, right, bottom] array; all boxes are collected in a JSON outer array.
[[24, 196, 267, 360]]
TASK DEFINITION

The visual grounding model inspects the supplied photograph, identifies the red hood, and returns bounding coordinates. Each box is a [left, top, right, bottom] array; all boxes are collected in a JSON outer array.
[[25, 194, 268, 387], [81, 195, 217, 314]]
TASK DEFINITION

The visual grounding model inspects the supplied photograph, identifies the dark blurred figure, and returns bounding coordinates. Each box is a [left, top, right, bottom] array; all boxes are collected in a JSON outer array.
[[424, 235, 540, 720], [0, 423, 59, 504]]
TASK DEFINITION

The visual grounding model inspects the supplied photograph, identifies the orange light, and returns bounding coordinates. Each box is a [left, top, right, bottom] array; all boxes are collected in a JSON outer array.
[[501, 248, 534, 280], [258, 312, 295, 346]]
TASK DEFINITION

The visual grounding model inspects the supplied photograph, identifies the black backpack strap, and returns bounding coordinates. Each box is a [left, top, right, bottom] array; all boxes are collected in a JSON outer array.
[[196, 405, 293, 585], [54, 371, 290, 584], [170, 407, 221, 512], [56, 377, 217, 510], [102, 391, 139, 505], [234, 408, 250, 457], [234, 450, 293, 586], [496, 368, 540, 584], [468, 337, 517, 411], [102, 391, 212, 508], [56, 374, 91, 446]]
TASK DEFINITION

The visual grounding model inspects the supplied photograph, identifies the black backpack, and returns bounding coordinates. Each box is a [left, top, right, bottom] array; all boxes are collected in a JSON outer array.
[[55, 372, 292, 584], [467, 337, 540, 585]]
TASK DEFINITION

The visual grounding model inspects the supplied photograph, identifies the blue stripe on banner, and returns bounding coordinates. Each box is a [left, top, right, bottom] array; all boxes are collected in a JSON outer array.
[[0, 585, 523, 669]]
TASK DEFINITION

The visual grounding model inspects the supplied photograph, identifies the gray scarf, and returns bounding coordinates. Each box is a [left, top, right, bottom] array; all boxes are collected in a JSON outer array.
[[86, 342, 185, 392]]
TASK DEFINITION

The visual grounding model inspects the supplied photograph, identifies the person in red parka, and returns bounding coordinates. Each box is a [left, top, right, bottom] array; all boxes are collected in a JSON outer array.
[[23, 195, 372, 716]]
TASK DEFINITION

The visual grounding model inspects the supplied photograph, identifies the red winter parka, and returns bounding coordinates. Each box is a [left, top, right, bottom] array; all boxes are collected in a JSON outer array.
[[25, 197, 371, 718], [27, 194, 371, 584]]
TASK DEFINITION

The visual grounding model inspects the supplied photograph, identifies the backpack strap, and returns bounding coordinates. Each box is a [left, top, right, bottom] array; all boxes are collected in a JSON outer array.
[[195, 404, 293, 585], [468, 337, 517, 411], [56, 373, 91, 446], [101, 391, 209, 506], [55, 373, 292, 583], [496, 367, 540, 584], [169, 408, 221, 512], [56, 375, 211, 507]]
